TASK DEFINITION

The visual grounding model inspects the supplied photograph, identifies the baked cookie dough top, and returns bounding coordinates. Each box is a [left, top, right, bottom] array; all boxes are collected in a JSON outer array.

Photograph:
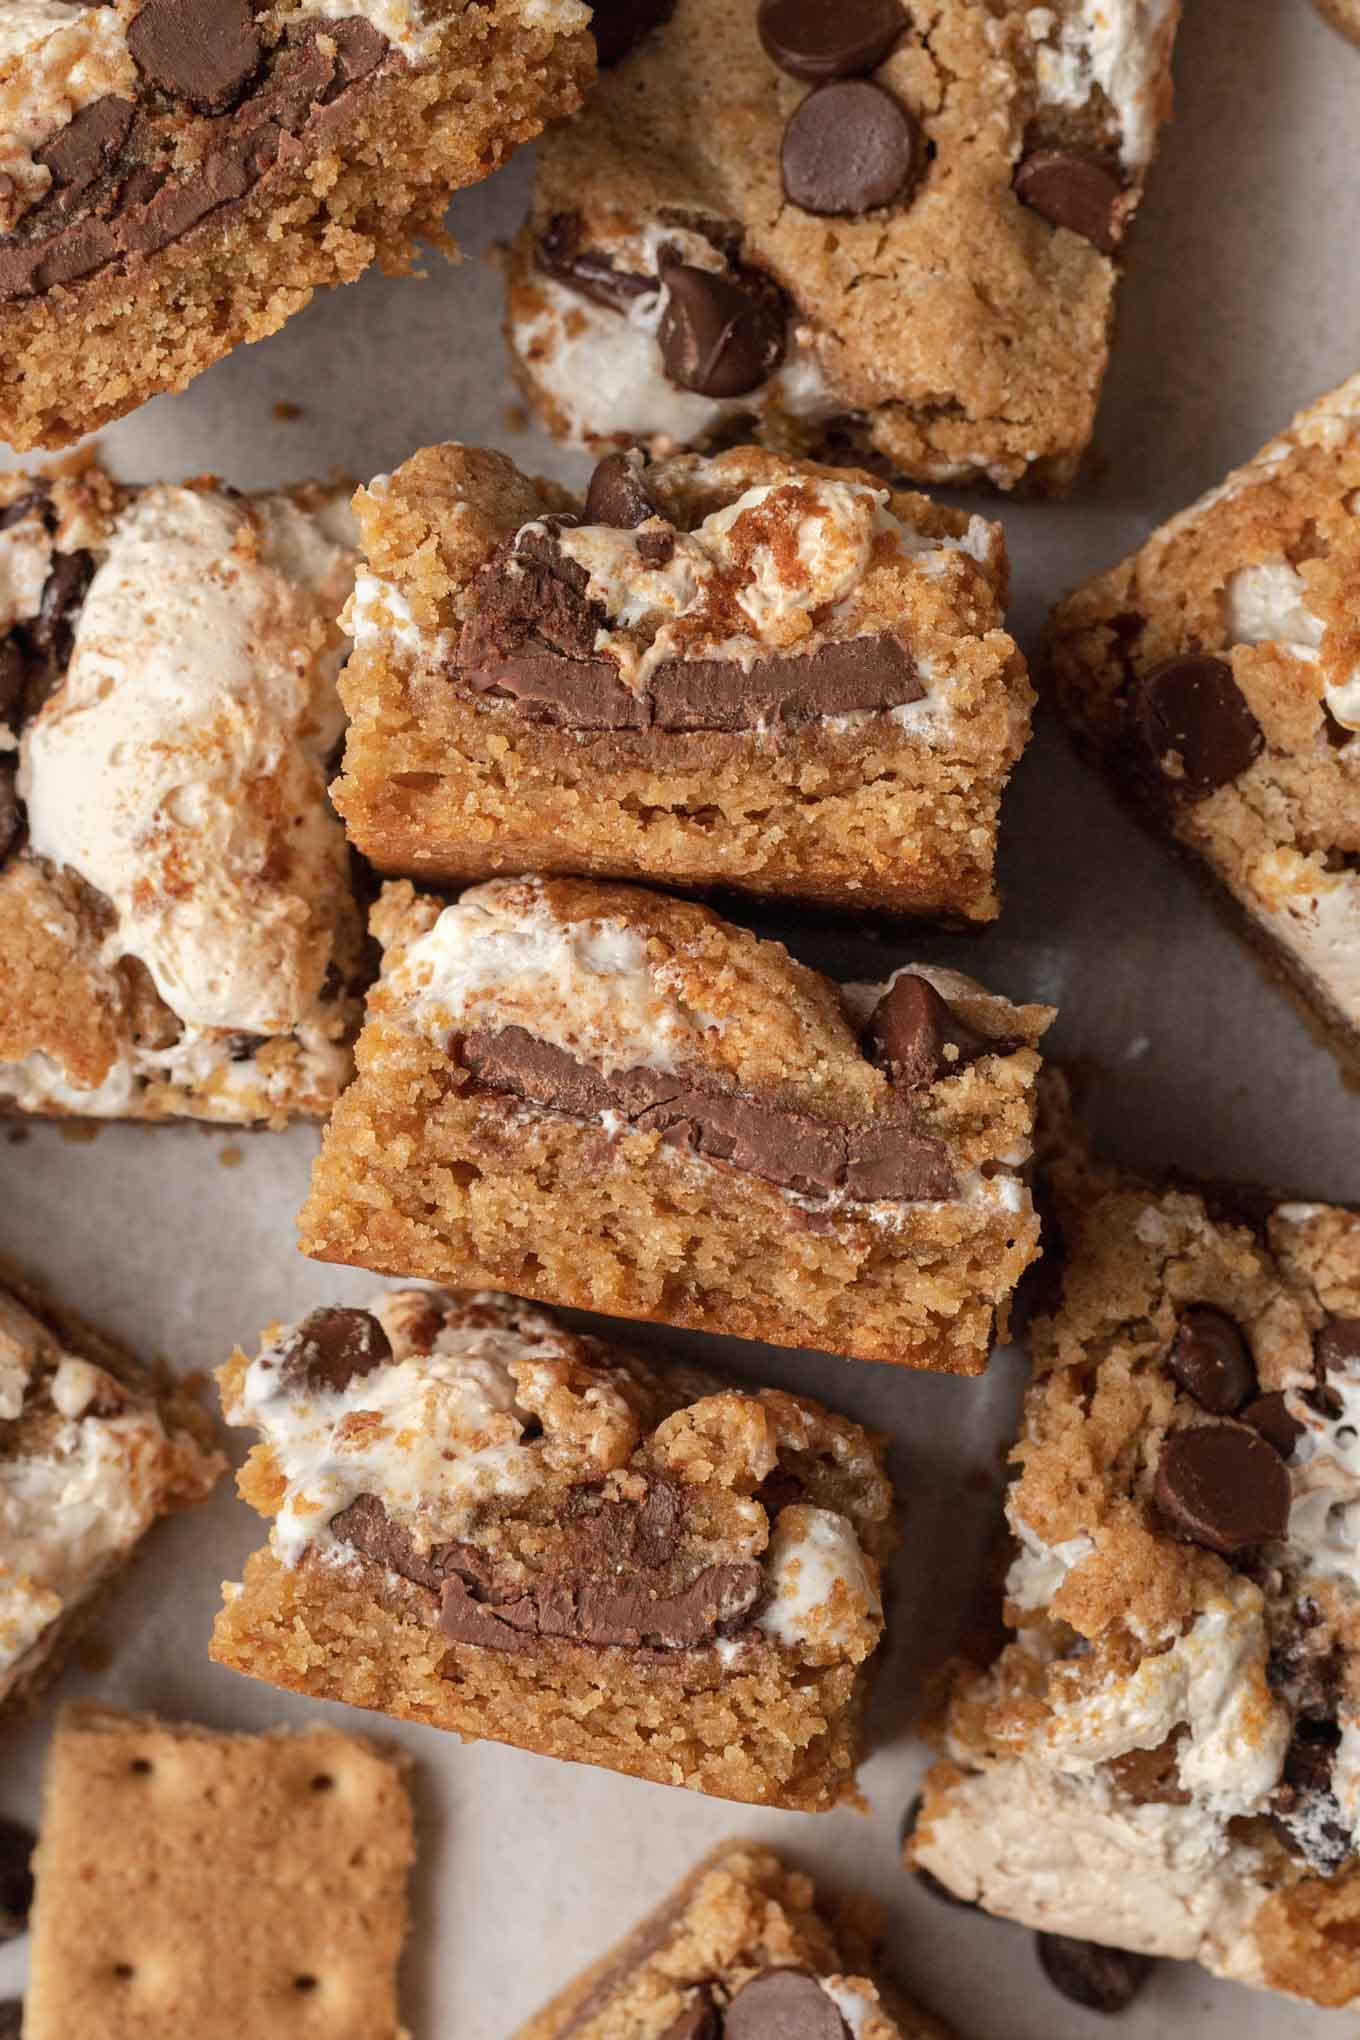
[[222, 1288, 893, 1665], [352, 443, 1025, 746], [0, 463, 361, 1121], [368, 874, 1049, 1213], [507, 0, 1180, 486], [1048, 373, 1360, 1044]]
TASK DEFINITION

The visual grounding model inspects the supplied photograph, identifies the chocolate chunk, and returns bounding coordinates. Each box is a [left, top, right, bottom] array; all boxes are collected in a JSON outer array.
[[0, 764, 19, 864], [0, 485, 51, 533], [657, 256, 787, 398], [660, 1994, 719, 2040], [438, 1557, 763, 1652], [457, 1024, 956, 1202], [1013, 148, 1125, 255], [724, 1970, 849, 2040], [35, 95, 135, 204], [0, 641, 26, 725], [758, 0, 906, 80], [28, 550, 94, 669], [865, 972, 989, 1088], [1242, 1391, 1304, 1459], [1135, 656, 1264, 798], [1166, 1306, 1256, 1415], [127, 0, 261, 113], [589, 0, 677, 65], [566, 1476, 684, 1568], [331, 1492, 453, 1592], [648, 633, 923, 730], [1154, 1423, 1291, 1555], [536, 214, 655, 314], [781, 81, 921, 216], [1036, 1934, 1153, 2015], [277, 1306, 393, 1395], [1317, 1318, 1360, 1375], [325, 17, 388, 89], [0, 1819, 35, 1942], [584, 453, 658, 529]]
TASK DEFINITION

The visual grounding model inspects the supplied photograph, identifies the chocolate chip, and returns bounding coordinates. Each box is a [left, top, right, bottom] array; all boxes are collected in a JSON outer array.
[[29, 550, 94, 666], [35, 95, 135, 203], [638, 528, 676, 567], [657, 257, 787, 397], [1134, 656, 1264, 798], [758, 0, 906, 79], [536, 214, 655, 315], [584, 453, 658, 529], [1317, 1318, 1360, 1375], [127, 0, 261, 113], [660, 1993, 720, 2040], [0, 765, 19, 864], [1154, 1423, 1291, 1554], [277, 1307, 392, 1396], [1036, 1934, 1153, 2014], [0, 1819, 35, 1942], [724, 1970, 850, 2040], [865, 972, 989, 1088], [1166, 1306, 1256, 1414], [1013, 148, 1125, 255], [0, 484, 51, 533], [1243, 1391, 1304, 1459], [781, 81, 921, 216], [589, 0, 677, 65], [0, 640, 26, 726]]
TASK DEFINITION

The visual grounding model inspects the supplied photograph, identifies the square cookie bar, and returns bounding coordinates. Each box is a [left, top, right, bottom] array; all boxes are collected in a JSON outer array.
[[514, 1842, 955, 2040], [504, 0, 1182, 491], [297, 877, 1050, 1370], [1, 1258, 221, 1722], [212, 1287, 896, 1810], [332, 443, 1032, 920], [22, 1702, 414, 2040], [908, 1107, 1360, 2006], [1048, 374, 1360, 1080], [0, 462, 368, 1124], [0, 0, 594, 451]]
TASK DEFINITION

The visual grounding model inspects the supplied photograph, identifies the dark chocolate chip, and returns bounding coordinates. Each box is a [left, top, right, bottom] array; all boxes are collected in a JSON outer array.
[[35, 95, 135, 203], [780, 80, 921, 216], [758, 0, 905, 80], [657, 257, 787, 397], [536, 214, 655, 315], [1166, 1306, 1256, 1415], [1242, 1391, 1304, 1459], [865, 972, 989, 1089], [0, 1819, 35, 1942], [0, 765, 19, 865], [277, 1307, 393, 1396], [1317, 1318, 1360, 1375], [1036, 1933, 1154, 2015], [127, 0, 261, 113], [0, 484, 51, 533], [638, 527, 676, 567], [724, 1969, 850, 2040], [0, 640, 26, 726], [589, 0, 677, 65], [584, 453, 658, 529], [29, 550, 94, 666], [1154, 1423, 1291, 1555], [1013, 148, 1125, 255], [1134, 656, 1264, 798]]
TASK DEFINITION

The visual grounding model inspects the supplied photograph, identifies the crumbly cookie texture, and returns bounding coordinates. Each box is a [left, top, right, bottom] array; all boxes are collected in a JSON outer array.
[[513, 1841, 956, 2040], [212, 1288, 895, 1810], [1047, 373, 1360, 1081], [503, 0, 1181, 491], [296, 876, 1051, 1370], [0, 462, 369, 1126], [909, 1096, 1360, 2006], [332, 442, 1033, 920], [22, 1702, 414, 2040], [0, 0, 594, 449], [0, 1258, 222, 1723]]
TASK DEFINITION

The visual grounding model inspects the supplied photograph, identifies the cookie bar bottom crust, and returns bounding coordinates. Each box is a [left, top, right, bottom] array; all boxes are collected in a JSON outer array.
[[212, 1548, 868, 1812], [0, 7, 592, 451], [23, 1703, 414, 2040], [297, 1027, 1036, 1372]]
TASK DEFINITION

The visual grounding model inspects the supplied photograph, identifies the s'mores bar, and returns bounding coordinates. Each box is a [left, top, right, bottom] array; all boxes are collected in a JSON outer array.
[[0, 0, 595, 451], [1048, 374, 1360, 1081], [297, 877, 1051, 1371], [513, 1843, 955, 2040], [212, 1289, 895, 1810], [332, 443, 1033, 921], [23, 1703, 414, 2040], [1, 1259, 221, 1721], [909, 1111, 1360, 2006], [504, 0, 1182, 491], [0, 463, 368, 1125]]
